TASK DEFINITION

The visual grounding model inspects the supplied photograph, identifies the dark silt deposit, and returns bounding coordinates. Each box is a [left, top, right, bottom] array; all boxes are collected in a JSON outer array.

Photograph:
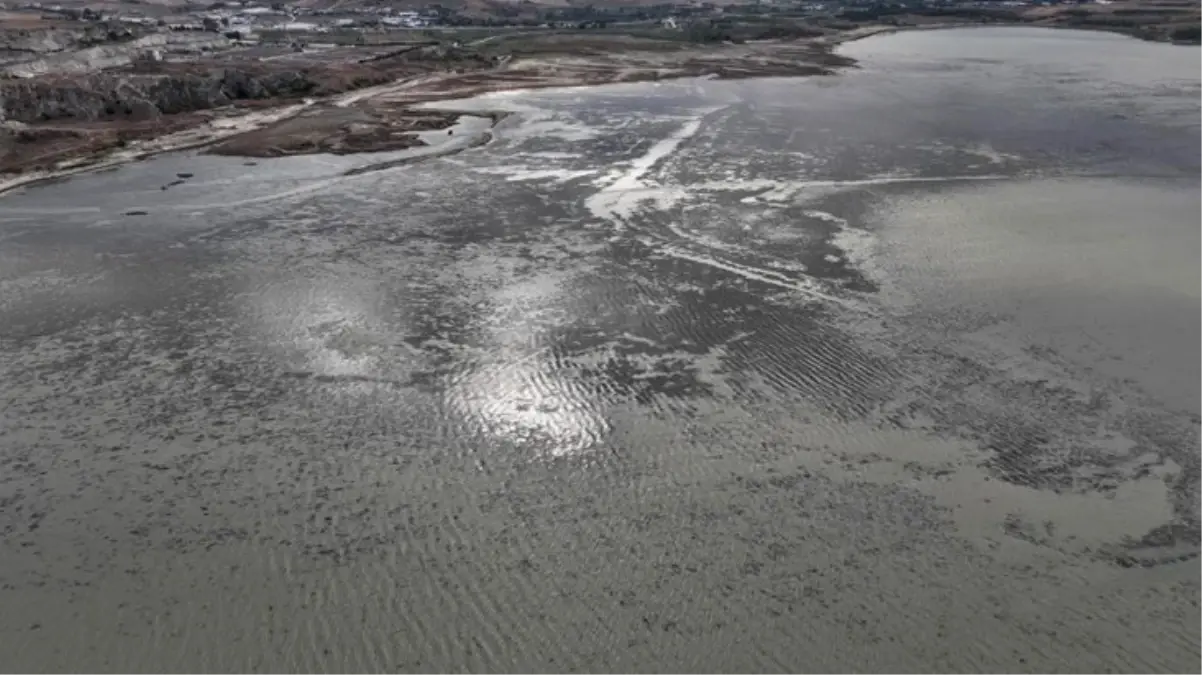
[[0, 27, 1198, 672]]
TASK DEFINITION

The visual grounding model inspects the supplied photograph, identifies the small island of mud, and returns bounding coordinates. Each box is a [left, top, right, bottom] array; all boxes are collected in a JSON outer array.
[[205, 104, 462, 157]]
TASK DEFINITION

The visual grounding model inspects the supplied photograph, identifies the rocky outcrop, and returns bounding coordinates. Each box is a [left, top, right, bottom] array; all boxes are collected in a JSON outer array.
[[0, 29, 80, 56], [4, 35, 168, 78], [3, 33, 230, 79], [0, 22, 141, 56], [0, 24, 512, 124], [0, 68, 326, 123], [217, 69, 319, 101], [1, 79, 118, 122]]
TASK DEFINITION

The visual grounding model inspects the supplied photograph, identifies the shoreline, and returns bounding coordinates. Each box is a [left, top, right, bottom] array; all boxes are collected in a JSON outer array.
[[0, 97, 525, 194], [0, 44, 846, 196], [1, 21, 1194, 197], [825, 16, 1202, 47], [0, 102, 314, 196]]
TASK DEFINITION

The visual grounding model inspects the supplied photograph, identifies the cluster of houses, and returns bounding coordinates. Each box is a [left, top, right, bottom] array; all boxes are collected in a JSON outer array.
[[178, 7, 437, 37], [7, 2, 440, 39]]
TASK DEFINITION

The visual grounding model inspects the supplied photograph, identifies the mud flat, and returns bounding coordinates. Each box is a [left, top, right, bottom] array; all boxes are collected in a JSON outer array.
[[205, 105, 463, 158], [0, 26, 1197, 673]]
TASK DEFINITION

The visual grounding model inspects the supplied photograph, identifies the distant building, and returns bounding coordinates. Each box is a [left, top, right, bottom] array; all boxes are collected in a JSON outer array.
[[381, 15, 426, 27], [279, 21, 319, 32], [137, 48, 163, 63]]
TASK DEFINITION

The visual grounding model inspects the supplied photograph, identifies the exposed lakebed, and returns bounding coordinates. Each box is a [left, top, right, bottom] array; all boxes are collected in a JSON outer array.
[[0, 27, 1198, 672]]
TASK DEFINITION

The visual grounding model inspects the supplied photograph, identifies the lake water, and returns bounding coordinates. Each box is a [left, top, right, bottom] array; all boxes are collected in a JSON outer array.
[[0, 27, 1198, 672]]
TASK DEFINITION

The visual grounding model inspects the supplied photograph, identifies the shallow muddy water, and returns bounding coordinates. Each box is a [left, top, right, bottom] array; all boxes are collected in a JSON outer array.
[[0, 27, 1198, 672]]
